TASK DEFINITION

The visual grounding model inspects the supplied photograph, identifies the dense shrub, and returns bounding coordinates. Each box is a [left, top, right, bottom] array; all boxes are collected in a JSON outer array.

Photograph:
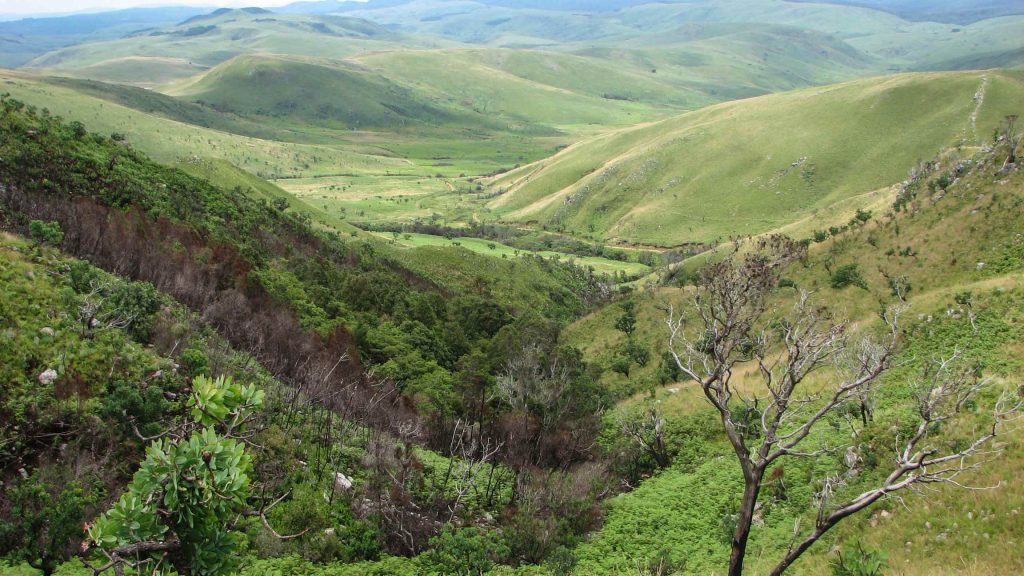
[[830, 263, 867, 289]]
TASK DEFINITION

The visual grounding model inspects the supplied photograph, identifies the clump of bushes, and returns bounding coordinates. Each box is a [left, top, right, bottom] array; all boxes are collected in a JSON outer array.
[[831, 263, 867, 290]]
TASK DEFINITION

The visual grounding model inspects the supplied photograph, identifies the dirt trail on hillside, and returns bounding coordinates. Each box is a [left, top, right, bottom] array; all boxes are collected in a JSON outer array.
[[970, 75, 989, 145]]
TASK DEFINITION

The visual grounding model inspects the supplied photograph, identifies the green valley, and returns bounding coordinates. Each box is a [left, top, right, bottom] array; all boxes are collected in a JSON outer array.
[[1, 1, 1023, 575]]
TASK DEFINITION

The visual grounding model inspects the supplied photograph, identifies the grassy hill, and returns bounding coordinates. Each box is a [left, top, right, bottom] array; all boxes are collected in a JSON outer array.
[[562, 134, 1024, 574], [19, 1, 1024, 111], [26, 9, 442, 76], [0, 68, 415, 177], [340, 0, 1024, 70], [0, 6, 208, 68], [485, 70, 1024, 246], [797, 0, 1024, 24], [353, 48, 689, 128], [166, 53, 507, 133]]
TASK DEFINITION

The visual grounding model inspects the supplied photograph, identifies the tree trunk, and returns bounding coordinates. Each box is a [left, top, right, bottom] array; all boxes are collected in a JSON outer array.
[[729, 469, 764, 576], [768, 527, 826, 576]]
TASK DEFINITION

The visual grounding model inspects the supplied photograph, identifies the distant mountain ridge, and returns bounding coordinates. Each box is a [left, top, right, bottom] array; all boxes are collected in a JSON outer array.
[[0, 6, 210, 67]]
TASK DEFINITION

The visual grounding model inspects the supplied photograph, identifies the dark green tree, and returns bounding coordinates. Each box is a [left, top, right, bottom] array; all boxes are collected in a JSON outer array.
[[615, 300, 637, 336], [28, 220, 64, 247]]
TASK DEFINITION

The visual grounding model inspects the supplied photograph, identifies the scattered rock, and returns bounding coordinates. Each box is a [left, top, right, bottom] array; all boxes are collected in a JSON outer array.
[[39, 327, 55, 337], [38, 368, 58, 385], [976, 262, 986, 271], [324, 528, 336, 537], [18, 468, 28, 479], [880, 510, 891, 519], [334, 472, 353, 492]]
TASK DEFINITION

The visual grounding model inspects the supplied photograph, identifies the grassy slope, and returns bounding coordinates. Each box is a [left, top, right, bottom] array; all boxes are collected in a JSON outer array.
[[0, 69, 409, 177], [50, 57, 209, 88], [352, 48, 683, 130], [564, 141, 1024, 574], [487, 70, 1024, 246], [26, 10, 442, 71], [573, 24, 875, 101], [174, 157, 363, 236], [166, 54, 512, 133]]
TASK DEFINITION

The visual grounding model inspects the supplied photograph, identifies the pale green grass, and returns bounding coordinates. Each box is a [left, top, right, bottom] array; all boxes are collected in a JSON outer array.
[[487, 70, 1024, 246], [354, 49, 681, 130], [0, 69, 408, 178], [373, 232, 651, 277]]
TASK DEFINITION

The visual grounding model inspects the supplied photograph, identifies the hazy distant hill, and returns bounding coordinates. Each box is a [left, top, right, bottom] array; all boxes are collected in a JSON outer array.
[[24, 9, 443, 84], [0, 6, 207, 67], [794, 0, 1024, 24]]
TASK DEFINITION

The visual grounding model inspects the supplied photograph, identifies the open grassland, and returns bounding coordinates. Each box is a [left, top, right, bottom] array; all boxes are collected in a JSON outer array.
[[487, 70, 1024, 246], [0, 68, 565, 231], [372, 231, 651, 277], [0, 69, 408, 177]]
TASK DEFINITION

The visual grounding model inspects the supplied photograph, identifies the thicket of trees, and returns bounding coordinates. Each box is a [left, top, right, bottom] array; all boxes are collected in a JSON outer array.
[[0, 97, 619, 573]]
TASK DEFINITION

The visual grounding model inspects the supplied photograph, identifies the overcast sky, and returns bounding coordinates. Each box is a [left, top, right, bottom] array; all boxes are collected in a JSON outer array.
[[0, 0, 300, 17]]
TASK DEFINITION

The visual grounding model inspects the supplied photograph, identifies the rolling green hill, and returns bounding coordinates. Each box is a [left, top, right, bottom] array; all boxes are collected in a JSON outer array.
[[353, 48, 689, 128], [166, 53, 505, 133], [485, 70, 1024, 246], [26, 9, 444, 77], [339, 0, 1024, 71]]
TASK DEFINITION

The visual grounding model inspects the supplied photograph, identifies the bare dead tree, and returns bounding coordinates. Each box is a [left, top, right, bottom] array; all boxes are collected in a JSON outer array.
[[769, 352, 1019, 576], [77, 281, 137, 335], [665, 236, 1020, 576], [497, 342, 574, 461], [1003, 114, 1019, 167], [617, 405, 670, 469], [437, 419, 503, 523]]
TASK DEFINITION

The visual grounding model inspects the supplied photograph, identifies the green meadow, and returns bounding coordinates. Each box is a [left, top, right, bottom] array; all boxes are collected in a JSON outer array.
[[372, 231, 652, 276]]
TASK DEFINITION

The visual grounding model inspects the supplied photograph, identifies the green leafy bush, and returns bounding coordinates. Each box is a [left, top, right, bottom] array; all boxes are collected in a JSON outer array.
[[28, 220, 64, 246], [830, 263, 867, 290], [86, 375, 264, 575], [421, 526, 510, 575]]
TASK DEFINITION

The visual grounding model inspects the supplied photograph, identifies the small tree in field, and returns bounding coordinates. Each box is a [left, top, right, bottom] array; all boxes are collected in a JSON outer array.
[[615, 300, 637, 336], [666, 235, 1019, 576]]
